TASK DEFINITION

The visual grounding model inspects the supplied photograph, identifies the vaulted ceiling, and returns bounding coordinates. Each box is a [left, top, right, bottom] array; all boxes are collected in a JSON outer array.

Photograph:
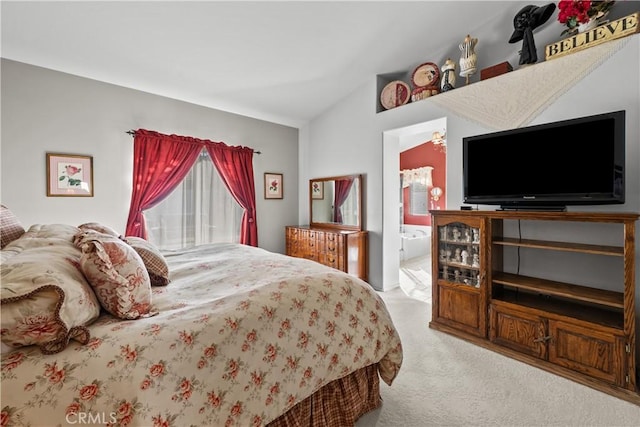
[[2, 1, 525, 128]]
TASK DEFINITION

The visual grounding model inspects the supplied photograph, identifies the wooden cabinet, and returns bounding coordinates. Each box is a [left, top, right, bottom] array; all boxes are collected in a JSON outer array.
[[549, 319, 627, 386], [285, 225, 368, 282], [490, 301, 628, 386], [489, 303, 548, 359], [431, 214, 487, 337], [430, 210, 639, 405]]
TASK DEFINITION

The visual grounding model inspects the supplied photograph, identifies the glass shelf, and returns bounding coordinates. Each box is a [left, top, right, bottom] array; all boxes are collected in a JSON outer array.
[[436, 222, 481, 287]]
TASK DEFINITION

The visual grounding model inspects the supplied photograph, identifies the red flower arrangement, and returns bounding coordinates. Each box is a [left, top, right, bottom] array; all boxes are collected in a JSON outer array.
[[557, 0, 615, 34]]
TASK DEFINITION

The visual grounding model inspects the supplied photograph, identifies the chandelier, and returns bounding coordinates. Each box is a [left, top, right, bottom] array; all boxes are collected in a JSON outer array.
[[431, 130, 446, 152]]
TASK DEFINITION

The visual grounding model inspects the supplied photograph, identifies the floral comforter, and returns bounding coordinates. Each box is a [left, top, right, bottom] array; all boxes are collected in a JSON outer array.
[[1, 243, 403, 427]]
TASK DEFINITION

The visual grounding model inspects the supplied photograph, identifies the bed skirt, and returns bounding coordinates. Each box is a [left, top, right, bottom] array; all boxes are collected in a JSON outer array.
[[268, 363, 381, 427]]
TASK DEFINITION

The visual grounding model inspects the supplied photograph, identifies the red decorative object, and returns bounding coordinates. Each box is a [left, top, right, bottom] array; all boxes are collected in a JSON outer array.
[[380, 80, 410, 110], [557, 0, 615, 35], [480, 62, 514, 80]]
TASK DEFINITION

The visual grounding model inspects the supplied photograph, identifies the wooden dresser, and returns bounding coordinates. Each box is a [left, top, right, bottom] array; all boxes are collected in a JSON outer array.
[[285, 225, 368, 282]]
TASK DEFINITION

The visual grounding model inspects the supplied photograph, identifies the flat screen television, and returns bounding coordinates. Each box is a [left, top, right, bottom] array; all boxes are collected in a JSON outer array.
[[463, 110, 625, 211]]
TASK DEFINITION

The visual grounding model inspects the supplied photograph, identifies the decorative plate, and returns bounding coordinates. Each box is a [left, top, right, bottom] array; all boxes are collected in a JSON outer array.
[[411, 62, 440, 88], [380, 80, 411, 110]]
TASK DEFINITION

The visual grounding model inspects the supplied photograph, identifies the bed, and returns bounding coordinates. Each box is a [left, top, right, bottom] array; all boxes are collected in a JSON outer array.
[[0, 213, 403, 427]]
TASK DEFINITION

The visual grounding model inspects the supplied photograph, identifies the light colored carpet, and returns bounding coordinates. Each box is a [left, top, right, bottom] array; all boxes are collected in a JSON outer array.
[[356, 286, 640, 427], [399, 255, 432, 304]]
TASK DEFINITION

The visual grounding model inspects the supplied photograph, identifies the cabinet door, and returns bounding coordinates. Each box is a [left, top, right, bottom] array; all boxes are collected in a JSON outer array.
[[548, 320, 627, 386], [435, 220, 482, 288], [436, 284, 483, 337], [489, 304, 547, 359]]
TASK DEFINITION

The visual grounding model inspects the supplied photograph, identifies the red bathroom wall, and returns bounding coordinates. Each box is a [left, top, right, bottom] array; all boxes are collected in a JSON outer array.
[[400, 141, 446, 226]]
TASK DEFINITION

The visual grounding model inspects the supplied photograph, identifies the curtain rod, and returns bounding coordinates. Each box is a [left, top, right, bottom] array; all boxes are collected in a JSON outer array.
[[125, 130, 261, 154]]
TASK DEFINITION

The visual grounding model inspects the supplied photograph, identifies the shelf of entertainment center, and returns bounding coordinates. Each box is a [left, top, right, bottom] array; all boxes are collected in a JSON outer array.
[[493, 290, 624, 331], [492, 271, 625, 309], [493, 237, 624, 256]]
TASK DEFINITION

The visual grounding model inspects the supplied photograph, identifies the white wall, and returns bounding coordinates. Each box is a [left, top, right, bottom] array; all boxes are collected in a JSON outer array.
[[0, 59, 299, 254]]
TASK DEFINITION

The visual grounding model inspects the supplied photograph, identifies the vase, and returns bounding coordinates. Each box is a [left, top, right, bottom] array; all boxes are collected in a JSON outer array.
[[577, 10, 612, 34], [578, 18, 598, 33]]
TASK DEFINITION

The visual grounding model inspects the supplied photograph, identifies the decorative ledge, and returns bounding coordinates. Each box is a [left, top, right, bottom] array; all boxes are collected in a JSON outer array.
[[427, 36, 631, 130]]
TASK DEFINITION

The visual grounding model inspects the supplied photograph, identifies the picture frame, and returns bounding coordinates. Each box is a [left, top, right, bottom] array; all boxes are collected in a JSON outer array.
[[311, 180, 324, 199], [264, 172, 283, 199], [46, 153, 94, 197]]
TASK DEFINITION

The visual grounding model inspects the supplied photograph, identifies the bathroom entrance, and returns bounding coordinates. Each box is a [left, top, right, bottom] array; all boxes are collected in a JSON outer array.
[[383, 117, 447, 301]]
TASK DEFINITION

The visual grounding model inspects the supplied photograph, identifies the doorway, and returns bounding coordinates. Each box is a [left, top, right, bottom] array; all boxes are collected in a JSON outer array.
[[382, 117, 447, 302]]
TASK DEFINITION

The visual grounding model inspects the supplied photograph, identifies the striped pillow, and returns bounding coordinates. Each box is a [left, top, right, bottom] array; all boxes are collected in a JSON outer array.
[[124, 236, 170, 286], [0, 205, 25, 249]]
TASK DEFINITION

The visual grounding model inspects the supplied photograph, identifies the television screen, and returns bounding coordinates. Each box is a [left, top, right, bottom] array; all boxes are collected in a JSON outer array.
[[463, 110, 625, 210]]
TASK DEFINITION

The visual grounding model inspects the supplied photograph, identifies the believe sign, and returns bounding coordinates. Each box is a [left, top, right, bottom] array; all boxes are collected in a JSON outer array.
[[545, 12, 639, 61]]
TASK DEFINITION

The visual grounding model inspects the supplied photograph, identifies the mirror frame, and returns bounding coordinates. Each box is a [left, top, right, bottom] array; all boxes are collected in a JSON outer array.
[[309, 174, 363, 231]]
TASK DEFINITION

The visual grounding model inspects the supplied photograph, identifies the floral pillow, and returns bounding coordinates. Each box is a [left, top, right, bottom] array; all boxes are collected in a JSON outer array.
[[0, 205, 25, 249], [124, 236, 170, 286], [75, 231, 157, 320], [1, 241, 100, 354]]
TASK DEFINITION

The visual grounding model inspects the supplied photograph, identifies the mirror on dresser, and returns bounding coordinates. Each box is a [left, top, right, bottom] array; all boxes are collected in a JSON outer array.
[[309, 174, 362, 231]]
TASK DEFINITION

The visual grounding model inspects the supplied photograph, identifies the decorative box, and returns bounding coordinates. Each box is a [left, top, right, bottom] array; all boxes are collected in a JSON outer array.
[[480, 61, 513, 81]]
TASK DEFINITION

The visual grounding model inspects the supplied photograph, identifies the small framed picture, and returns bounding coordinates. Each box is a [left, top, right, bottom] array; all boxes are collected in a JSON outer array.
[[264, 172, 283, 199], [311, 181, 324, 199], [46, 153, 94, 197]]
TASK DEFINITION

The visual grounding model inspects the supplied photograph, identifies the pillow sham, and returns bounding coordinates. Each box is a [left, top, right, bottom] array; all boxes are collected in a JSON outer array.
[[78, 222, 121, 238], [75, 231, 157, 320], [124, 236, 170, 286], [1, 241, 101, 354], [0, 205, 25, 249]]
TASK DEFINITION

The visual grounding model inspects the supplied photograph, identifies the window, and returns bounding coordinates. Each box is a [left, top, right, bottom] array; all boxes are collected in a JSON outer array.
[[402, 166, 433, 217], [409, 182, 429, 216], [339, 183, 358, 224], [144, 151, 243, 250]]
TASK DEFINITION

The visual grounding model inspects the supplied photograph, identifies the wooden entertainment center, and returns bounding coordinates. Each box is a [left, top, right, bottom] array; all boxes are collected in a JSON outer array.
[[429, 210, 640, 404]]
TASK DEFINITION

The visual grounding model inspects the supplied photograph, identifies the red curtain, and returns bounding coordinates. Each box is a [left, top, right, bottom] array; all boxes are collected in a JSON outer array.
[[125, 129, 258, 246], [333, 178, 354, 224], [125, 130, 203, 239], [205, 143, 258, 246]]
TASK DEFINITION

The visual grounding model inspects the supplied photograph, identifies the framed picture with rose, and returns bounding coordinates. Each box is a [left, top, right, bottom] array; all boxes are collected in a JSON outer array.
[[311, 180, 324, 199], [264, 172, 283, 199], [46, 153, 94, 197]]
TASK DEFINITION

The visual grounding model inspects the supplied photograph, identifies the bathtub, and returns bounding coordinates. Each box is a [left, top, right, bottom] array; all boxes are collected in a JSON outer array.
[[400, 225, 431, 261]]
